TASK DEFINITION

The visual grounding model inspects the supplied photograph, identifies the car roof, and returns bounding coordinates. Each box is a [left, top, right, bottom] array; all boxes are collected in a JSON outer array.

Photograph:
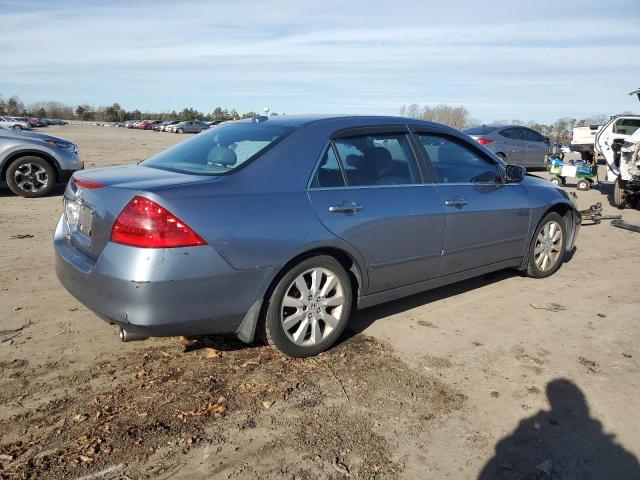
[[231, 114, 456, 131]]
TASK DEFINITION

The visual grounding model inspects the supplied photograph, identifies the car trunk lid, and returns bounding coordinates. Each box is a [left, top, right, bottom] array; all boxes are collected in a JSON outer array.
[[63, 164, 215, 259]]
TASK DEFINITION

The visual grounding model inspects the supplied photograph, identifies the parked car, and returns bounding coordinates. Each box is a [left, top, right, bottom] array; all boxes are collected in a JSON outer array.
[[463, 125, 552, 169], [1, 128, 83, 197], [152, 121, 171, 131], [162, 121, 180, 132], [54, 115, 580, 357], [170, 120, 208, 134], [0, 116, 31, 131]]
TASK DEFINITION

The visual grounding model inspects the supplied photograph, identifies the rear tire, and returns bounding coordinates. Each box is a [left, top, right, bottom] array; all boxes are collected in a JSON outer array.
[[496, 152, 508, 163], [259, 255, 352, 357], [526, 212, 566, 279], [576, 179, 590, 191], [549, 176, 564, 186], [6, 156, 56, 198], [613, 178, 634, 209]]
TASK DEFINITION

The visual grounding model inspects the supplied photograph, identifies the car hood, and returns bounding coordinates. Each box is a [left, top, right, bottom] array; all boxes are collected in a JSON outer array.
[[4, 129, 75, 144], [72, 164, 217, 190]]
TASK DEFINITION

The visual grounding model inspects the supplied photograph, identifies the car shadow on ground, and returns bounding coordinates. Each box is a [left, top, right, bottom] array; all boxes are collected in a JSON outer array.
[[477, 379, 640, 479]]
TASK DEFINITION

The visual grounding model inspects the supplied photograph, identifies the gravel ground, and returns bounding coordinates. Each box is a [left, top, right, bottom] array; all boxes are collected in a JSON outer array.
[[1, 126, 639, 479]]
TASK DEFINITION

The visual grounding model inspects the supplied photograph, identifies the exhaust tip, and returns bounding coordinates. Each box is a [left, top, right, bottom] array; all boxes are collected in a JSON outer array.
[[119, 328, 148, 342]]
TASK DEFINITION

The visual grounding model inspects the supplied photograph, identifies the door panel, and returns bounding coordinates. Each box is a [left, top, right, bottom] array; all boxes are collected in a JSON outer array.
[[520, 128, 549, 168], [435, 183, 530, 275], [496, 128, 526, 165], [309, 186, 444, 293], [414, 132, 530, 276]]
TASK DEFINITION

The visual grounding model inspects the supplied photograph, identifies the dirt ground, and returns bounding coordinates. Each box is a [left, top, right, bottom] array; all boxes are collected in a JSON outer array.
[[1, 126, 639, 479]]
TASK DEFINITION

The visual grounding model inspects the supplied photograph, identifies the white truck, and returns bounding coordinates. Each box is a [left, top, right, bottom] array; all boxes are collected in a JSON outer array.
[[595, 89, 640, 209], [570, 124, 603, 160]]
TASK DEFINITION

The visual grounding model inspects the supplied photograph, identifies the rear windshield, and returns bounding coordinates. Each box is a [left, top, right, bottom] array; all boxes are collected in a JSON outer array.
[[463, 126, 498, 135], [143, 122, 294, 175]]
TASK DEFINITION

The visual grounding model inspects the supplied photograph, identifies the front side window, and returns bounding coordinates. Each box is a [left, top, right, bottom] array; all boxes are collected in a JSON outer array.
[[499, 128, 521, 140], [520, 128, 546, 142], [143, 123, 294, 175], [615, 118, 640, 135], [333, 134, 419, 186], [416, 134, 501, 184]]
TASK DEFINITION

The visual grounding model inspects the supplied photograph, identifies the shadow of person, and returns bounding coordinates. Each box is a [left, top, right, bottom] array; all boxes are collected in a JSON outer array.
[[478, 379, 640, 479]]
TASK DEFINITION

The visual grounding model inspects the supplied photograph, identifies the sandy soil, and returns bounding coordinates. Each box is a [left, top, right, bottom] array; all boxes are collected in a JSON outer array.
[[1, 126, 639, 479]]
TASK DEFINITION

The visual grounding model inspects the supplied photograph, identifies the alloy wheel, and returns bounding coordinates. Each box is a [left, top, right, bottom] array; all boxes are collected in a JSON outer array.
[[280, 267, 345, 346], [534, 220, 562, 271], [14, 162, 49, 194]]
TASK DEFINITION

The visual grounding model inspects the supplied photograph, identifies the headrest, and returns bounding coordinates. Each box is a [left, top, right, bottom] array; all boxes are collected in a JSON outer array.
[[207, 146, 237, 166], [362, 147, 392, 169]]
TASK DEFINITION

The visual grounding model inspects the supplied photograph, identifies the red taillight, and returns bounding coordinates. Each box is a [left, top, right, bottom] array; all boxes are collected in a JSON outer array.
[[111, 196, 206, 248], [476, 138, 495, 145], [74, 178, 105, 189]]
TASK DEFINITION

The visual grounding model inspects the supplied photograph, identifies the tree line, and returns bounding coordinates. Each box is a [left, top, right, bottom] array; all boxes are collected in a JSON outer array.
[[0, 94, 271, 123], [0, 93, 618, 142], [400, 103, 613, 142]]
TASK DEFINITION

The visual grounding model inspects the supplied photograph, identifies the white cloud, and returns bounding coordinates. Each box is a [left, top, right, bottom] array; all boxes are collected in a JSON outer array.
[[1, 0, 639, 121]]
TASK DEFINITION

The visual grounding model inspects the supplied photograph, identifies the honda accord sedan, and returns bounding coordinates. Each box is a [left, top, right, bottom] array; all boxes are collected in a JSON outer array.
[[54, 115, 580, 357]]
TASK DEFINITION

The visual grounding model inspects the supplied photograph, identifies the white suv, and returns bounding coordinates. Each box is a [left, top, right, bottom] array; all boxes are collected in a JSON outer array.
[[0, 116, 31, 131]]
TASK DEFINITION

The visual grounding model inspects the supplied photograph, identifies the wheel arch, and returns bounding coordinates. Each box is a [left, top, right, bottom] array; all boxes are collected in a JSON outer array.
[[518, 200, 575, 270], [236, 245, 365, 344], [1, 149, 62, 183], [265, 246, 364, 307]]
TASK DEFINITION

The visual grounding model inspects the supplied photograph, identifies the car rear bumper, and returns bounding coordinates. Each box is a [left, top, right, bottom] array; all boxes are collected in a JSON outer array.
[[54, 216, 273, 338]]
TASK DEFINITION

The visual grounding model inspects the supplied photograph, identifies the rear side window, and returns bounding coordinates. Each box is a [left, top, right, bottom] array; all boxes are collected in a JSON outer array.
[[311, 146, 345, 188], [416, 134, 501, 184], [143, 123, 294, 175], [333, 134, 420, 186], [464, 126, 497, 135], [499, 128, 521, 140]]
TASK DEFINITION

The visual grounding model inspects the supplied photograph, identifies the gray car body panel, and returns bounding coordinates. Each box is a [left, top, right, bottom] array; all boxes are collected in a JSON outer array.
[[0, 128, 83, 185], [463, 125, 551, 169], [54, 115, 580, 342]]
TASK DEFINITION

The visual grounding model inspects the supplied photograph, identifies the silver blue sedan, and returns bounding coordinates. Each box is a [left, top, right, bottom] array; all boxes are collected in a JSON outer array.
[[54, 115, 580, 357]]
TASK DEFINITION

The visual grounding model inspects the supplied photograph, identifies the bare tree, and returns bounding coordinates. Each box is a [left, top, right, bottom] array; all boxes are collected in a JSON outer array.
[[400, 103, 470, 129]]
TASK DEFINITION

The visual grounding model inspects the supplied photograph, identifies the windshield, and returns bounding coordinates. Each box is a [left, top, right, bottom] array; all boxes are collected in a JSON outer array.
[[143, 122, 294, 175]]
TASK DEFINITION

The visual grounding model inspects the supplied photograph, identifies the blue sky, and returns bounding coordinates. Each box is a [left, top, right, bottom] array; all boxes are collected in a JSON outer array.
[[1, 0, 639, 122]]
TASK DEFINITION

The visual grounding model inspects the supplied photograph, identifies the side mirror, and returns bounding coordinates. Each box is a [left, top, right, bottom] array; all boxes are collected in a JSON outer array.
[[505, 164, 526, 183], [544, 137, 550, 144]]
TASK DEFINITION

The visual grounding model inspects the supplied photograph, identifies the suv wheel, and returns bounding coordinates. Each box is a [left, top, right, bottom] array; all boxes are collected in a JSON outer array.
[[6, 156, 56, 198], [526, 212, 566, 278], [260, 255, 352, 357], [613, 178, 636, 209]]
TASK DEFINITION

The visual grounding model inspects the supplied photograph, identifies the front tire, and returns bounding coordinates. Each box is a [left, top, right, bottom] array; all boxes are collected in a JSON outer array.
[[6, 156, 55, 198], [177, 128, 184, 134], [260, 255, 352, 357], [12, 125, 22, 131], [613, 178, 637, 209], [526, 212, 566, 279]]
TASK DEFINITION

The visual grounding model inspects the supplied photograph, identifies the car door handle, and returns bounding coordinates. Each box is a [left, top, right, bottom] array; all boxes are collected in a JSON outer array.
[[329, 202, 363, 214], [444, 198, 468, 208]]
